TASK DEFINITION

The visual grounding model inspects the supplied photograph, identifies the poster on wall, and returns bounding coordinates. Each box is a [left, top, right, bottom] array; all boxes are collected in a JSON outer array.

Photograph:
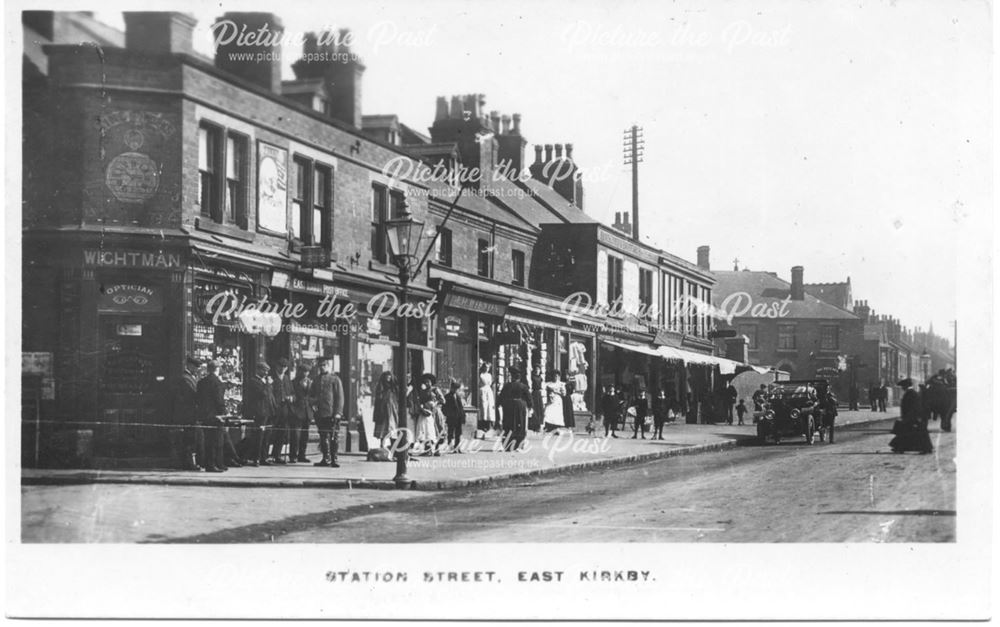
[[257, 141, 287, 233]]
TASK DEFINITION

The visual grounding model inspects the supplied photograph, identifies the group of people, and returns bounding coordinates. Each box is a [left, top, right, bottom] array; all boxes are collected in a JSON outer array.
[[889, 369, 957, 454], [172, 355, 344, 472], [598, 386, 673, 440]]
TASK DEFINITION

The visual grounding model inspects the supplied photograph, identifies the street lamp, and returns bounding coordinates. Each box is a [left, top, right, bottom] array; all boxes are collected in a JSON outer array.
[[384, 201, 425, 488]]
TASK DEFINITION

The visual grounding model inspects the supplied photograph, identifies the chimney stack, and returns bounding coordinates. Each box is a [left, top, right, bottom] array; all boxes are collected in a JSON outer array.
[[435, 96, 449, 121], [696, 246, 710, 271], [124, 12, 197, 56], [213, 13, 283, 92], [790, 266, 804, 300]]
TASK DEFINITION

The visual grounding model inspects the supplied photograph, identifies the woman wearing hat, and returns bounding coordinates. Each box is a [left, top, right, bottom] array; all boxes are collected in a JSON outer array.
[[410, 373, 443, 455], [372, 371, 399, 449], [499, 366, 532, 451], [889, 378, 933, 454]]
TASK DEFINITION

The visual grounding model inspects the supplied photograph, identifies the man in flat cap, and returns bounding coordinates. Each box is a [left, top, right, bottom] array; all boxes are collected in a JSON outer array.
[[243, 362, 277, 466], [310, 357, 344, 467]]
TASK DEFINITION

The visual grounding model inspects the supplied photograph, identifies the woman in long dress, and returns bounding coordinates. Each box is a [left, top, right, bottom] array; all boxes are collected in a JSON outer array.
[[889, 378, 933, 454], [479, 364, 496, 431], [372, 371, 398, 449], [411, 373, 444, 456], [543, 372, 566, 432]]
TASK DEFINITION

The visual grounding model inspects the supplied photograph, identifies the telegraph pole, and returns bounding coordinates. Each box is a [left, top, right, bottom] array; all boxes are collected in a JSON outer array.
[[623, 125, 644, 241]]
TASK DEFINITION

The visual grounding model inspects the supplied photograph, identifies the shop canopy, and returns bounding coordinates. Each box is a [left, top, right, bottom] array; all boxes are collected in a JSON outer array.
[[603, 339, 769, 375]]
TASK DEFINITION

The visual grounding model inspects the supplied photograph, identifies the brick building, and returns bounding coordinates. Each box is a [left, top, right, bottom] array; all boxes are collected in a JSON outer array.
[[708, 257, 865, 401]]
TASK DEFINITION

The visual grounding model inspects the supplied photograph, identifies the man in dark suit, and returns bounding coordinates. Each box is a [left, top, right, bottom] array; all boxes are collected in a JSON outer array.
[[310, 357, 345, 467], [879, 383, 889, 412], [243, 362, 277, 466], [499, 366, 531, 451], [269, 358, 295, 464], [172, 356, 203, 471], [196, 359, 227, 472]]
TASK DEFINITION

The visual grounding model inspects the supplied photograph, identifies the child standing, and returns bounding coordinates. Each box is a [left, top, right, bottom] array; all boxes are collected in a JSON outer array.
[[736, 398, 748, 426]]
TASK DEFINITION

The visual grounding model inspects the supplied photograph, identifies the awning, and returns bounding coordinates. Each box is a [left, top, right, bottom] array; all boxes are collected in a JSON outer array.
[[603, 339, 663, 358], [605, 339, 764, 375]]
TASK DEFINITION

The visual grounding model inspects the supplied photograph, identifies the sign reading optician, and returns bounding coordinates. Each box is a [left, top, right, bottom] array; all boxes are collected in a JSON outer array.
[[98, 284, 163, 313], [257, 141, 288, 234]]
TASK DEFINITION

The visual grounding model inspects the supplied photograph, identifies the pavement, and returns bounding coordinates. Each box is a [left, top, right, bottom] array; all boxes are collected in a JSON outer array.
[[20, 409, 893, 490]]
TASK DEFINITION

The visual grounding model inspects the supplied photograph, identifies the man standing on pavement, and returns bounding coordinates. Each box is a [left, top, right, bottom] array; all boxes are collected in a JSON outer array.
[[879, 382, 889, 412], [310, 357, 344, 467], [270, 358, 295, 464], [172, 356, 203, 471], [243, 362, 277, 466], [848, 383, 860, 411], [196, 359, 227, 472]]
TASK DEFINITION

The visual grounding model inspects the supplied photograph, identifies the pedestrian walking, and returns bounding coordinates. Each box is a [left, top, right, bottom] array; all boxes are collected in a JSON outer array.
[[443, 380, 466, 452], [243, 362, 277, 466], [735, 399, 748, 426], [498, 366, 531, 451], [724, 382, 738, 425], [889, 378, 932, 454], [868, 383, 878, 411], [601, 385, 619, 438], [411, 373, 443, 456], [289, 362, 313, 463], [848, 383, 860, 411], [878, 383, 889, 412], [652, 390, 668, 439], [630, 389, 649, 439], [309, 357, 344, 467], [196, 359, 227, 472]]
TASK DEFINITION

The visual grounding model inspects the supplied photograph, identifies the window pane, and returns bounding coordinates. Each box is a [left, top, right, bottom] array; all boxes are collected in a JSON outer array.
[[313, 208, 322, 244], [291, 202, 301, 239], [314, 168, 328, 206], [226, 136, 237, 179], [295, 160, 308, 200], [198, 127, 209, 171]]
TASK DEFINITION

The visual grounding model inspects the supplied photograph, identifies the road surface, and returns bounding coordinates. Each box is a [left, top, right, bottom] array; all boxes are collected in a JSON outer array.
[[21, 419, 955, 543]]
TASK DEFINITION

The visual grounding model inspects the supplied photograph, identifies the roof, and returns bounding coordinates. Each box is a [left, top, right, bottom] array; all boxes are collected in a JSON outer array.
[[518, 179, 596, 224], [281, 79, 326, 96], [361, 114, 399, 129], [712, 270, 860, 320], [399, 123, 432, 145]]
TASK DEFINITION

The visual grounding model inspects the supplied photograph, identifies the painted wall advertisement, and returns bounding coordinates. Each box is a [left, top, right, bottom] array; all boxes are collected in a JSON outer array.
[[257, 141, 288, 234]]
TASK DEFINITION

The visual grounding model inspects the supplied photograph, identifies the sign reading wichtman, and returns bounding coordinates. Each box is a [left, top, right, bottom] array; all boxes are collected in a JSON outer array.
[[257, 141, 288, 233]]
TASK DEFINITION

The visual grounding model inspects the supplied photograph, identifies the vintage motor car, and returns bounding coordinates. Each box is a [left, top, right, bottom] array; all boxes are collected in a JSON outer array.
[[756, 379, 836, 445]]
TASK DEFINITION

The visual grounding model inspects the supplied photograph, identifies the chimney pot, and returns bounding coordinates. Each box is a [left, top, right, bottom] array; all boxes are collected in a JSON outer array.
[[533, 145, 543, 164], [565, 143, 574, 160], [512, 113, 522, 134], [501, 114, 511, 134], [490, 110, 500, 134], [450, 95, 463, 119], [554, 143, 563, 159], [544, 144, 553, 161]]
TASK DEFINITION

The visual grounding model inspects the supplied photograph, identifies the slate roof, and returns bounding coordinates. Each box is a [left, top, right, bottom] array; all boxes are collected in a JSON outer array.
[[712, 270, 859, 320]]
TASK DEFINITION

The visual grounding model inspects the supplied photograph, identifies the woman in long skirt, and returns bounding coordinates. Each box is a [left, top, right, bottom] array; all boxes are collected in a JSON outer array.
[[543, 372, 566, 432], [889, 378, 933, 454], [372, 371, 398, 449], [479, 364, 496, 431]]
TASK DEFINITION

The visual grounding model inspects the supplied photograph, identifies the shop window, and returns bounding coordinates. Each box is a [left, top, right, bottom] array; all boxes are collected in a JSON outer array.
[[435, 226, 453, 266], [511, 249, 525, 287], [198, 124, 222, 221], [778, 324, 797, 350], [607, 255, 623, 307], [738, 324, 758, 349], [224, 133, 247, 226], [371, 184, 388, 263], [477, 238, 492, 278], [820, 325, 839, 350]]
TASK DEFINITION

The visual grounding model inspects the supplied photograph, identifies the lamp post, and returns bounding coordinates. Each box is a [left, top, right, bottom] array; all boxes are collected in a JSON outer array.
[[384, 202, 425, 488]]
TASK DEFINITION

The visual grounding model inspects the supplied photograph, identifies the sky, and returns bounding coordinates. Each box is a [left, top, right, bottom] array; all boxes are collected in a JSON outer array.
[[96, 0, 990, 342]]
